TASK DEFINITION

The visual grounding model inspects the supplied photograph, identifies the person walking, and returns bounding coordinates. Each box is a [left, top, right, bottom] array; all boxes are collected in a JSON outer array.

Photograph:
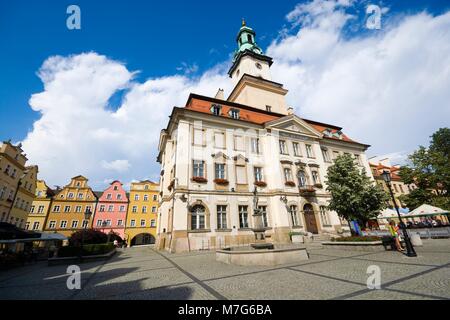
[[388, 220, 404, 252]]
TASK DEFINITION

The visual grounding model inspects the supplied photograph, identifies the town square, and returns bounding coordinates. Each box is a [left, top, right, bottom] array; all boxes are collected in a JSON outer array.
[[0, 0, 449, 306]]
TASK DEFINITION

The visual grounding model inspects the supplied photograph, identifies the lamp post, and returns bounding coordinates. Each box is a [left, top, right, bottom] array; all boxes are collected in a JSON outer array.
[[381, 170, 417, 257], [79, 207, 92, 262]]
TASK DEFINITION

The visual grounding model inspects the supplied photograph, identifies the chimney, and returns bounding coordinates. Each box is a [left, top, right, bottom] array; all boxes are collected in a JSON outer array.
[[287, 106, 294, 115], [215, 88, 224, 100]]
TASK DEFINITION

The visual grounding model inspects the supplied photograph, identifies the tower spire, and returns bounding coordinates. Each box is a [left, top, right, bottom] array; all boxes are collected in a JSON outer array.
[[242, 18, 246, 27]]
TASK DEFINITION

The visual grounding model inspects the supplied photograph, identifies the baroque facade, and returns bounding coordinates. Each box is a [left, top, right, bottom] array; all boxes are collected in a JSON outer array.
[[26, 179, 54, 231], [124, 180, 159, 246], [0, 141, 37, 229], [156, 22, 373, 253]]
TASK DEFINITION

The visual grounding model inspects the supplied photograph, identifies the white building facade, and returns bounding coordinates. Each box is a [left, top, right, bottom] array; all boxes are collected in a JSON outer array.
[[156, 22, 372, 253]]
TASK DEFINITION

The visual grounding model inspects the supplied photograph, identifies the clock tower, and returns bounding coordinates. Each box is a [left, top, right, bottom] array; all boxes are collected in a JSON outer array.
[[227, 20, 289, 115]]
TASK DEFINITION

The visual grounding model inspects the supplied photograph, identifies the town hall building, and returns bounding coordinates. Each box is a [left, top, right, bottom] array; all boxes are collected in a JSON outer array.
[[156, 21, 373, 253]]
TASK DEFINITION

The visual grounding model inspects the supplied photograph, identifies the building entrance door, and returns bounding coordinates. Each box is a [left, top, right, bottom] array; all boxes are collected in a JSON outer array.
[[303, 204, 318, 234]]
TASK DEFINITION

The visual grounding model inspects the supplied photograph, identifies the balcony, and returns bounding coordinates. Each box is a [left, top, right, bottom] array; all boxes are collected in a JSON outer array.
[[298, 185, 316, 195]]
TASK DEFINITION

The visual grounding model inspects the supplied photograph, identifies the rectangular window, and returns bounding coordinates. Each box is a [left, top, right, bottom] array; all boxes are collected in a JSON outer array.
[[214, 132, 225, 148], [290, 205, 300, 227], [150, 219, 156, 227], [251, 138, 260, 154], [49, 221, 56, 229], [236, 165, 247, 184], [117, 194, 122, 200], [25, 222, 30, 230], [71, 220, 78, 228], [215, 163, 226, 179], [30, 205, 35, 213], [258, 206, 269, 227], [239, 206, 249, 229], [38, 205, 45, 213], [322, 148, 331, 162], [32, 222, 40, 230], [132, 206, 138, 213], [153, 195, 157, 201], [117, 219, 123, 226], [266, 105, 272, 112], [142, 206, 147, 213], [75, 205, 82, 213], [284, 168, 293, 182], [82, 220, 89, 228], [193, 128, 204, 145], [96, 220, 103, 227], [293, 142, 301, 156], [53, 205, 60, 212], [108, 205, 114, 212], [130, 220, 136, 227], [305, 144, 314, 158], [279, 140, 288, 154], [217, 205, 227, 229], [134, 194, 139, 201], [312, 171, 320, 184], [254, 167, 264, 182], [144, 195, 148, 201], [99, 205, 105, 212], [106, 193, 112, 200], [191, 207, 205, 230], [64, 206, 71, 213], [68, 193, 74, 199], [119, 205, 125, 212], [193, 160, 205, 178], [320, 206, 330, 226], [60, 220, 67, 229], [151, 206, 157, 213], [105, 219, 111, 226], [234, 135, 245, 151]]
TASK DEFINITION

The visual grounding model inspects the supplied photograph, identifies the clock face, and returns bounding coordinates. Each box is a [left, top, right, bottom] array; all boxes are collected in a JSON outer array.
[[255, 62, 262, 69]]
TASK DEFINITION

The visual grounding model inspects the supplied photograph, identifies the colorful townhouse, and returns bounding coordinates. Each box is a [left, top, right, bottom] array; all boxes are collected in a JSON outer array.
[[44, 175, 97, 237], [125, 180, 159, 246], [92, 180, 129, 239], [26, 180, 54, 231], [9, 165, 38, 230], [1, 141, 37, 229]]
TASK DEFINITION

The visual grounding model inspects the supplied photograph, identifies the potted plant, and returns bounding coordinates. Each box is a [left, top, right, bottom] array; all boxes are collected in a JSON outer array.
[[191, 176, 208, 183], [254, 181, 267, 187], [214, 178, 229, 185], [285, 181, 296, 187]]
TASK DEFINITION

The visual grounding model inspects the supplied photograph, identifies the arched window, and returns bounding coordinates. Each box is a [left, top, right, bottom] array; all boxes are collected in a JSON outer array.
[[191, 205, 205, 230], [297, 171, 307, 187], [247, 34, 253, 43]]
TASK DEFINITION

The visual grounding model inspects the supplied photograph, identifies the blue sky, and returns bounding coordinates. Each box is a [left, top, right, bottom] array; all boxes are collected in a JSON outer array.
[[1, 0, 450, 189], [1, 0, 449, 141]]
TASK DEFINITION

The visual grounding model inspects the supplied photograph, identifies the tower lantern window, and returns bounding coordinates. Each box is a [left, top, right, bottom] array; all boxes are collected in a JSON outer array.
[[247, 34, 253, 43]]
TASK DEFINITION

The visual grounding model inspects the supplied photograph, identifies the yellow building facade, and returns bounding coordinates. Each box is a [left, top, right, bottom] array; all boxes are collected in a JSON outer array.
[[124, 181, 159, 246], [26, 180, 54, 231], [44, 175, 97, 237], [0, 141, 28, 226], [10, 165, 38, 229]]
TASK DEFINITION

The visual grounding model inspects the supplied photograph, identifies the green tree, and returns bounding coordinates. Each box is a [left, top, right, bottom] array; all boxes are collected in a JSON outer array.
[[399, 128, 450, 210], [326, 154, 388, 232]]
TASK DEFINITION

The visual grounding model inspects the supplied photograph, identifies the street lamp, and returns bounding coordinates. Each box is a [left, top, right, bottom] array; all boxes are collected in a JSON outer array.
[[381, 170, 417, 257]]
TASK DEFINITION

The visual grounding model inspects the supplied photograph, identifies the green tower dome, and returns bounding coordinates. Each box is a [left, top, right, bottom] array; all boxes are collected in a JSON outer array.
[[233, 19, 263, 61]]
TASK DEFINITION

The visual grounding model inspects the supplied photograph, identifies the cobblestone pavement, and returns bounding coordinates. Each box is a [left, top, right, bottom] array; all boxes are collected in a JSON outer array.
[[0, 240, 449, 300]]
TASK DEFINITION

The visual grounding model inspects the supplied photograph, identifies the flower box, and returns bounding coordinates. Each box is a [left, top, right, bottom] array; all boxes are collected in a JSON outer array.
[[285, 181, 296, 187], [191, 177, 208, 183], [214, 178, 229, 185], [314, 183, 323, 189], [254, 181, 267, 187]]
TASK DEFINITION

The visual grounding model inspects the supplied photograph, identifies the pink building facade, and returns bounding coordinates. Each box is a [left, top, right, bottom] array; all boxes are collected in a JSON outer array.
[[93, 181, 128, 239]]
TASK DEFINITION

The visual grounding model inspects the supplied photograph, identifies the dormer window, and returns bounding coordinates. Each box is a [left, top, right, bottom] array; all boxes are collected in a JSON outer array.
[[266, 105, 272, 112], [229, 109, 240, 119], [211, 104, 222, 116]]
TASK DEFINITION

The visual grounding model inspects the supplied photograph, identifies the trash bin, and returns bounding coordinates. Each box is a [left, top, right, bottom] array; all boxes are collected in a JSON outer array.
[[410, 232, 423, 246]]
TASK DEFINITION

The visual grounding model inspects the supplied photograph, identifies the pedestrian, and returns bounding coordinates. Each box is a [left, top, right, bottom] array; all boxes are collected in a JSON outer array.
[[113, 239, 118, 247], [388, 220, 404, 252]]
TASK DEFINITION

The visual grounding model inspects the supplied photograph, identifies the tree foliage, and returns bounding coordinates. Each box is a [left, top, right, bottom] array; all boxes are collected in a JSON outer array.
[[399, 128, 450, 210], [326, 153, 388, 227]]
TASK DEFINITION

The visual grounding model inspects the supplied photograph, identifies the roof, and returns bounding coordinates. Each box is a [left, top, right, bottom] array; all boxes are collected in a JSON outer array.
[[184, 93, 365, 145], [370, 162, 403, 181]]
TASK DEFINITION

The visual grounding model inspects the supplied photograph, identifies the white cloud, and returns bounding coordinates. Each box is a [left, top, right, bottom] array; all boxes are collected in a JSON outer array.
[[21, 1, 450, 190], [100, 160, 131, 172]]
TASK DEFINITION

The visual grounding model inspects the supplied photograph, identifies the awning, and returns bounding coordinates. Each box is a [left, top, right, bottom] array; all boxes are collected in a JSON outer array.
[[406, 204, 449, 218]]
